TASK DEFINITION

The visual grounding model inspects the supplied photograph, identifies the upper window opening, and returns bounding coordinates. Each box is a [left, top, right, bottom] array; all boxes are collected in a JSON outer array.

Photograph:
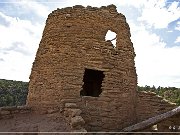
[[105, 30, 117, 48], [80, 69, 104, 97]]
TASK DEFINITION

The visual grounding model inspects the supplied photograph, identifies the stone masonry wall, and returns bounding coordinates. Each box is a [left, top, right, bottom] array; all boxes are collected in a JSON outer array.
[[0, 106, 31, 120], [27, 5, 137, 131], [136, 91, 177, 123], [64, 103, 87, 132]]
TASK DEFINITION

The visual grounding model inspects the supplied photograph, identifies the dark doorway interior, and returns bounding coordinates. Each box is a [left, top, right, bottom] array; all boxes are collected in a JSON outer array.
[[80, 69, 104, 97]]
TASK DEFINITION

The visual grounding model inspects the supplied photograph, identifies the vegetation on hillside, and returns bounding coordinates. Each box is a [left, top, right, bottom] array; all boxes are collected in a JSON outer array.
[[0, 79, 28, 107], [0, 79, 179, 107]]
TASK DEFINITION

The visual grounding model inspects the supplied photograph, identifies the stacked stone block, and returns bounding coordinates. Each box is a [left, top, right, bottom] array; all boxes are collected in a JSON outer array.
[[0, 106, 31, 120], [64, 103, 87, 133], [136, 91, 177, 122], [27, 4, 137, 131]]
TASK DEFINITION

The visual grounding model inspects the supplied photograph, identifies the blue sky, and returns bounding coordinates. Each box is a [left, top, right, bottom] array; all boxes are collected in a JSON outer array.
[[0, 0, 180, 88]]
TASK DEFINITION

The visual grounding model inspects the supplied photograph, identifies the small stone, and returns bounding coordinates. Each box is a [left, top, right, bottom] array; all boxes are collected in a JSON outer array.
[[47, 109, 59, 114], [17, 106, 31, 110], [71, 116, 85, 128], [1, 106, 17, 111], [65, 14, 71, 18], [64, 109, 69, 117], [64, 108, 82, 118], [11, 110, 19, 114], [65, 103, 77, 108], [73, 5, 85, 9], [107, 4, 117, 9], [0, 110, 10, 115], [20, 110, 31, 114], [65, 23, 72, 28], [71, 109, 82, 117]]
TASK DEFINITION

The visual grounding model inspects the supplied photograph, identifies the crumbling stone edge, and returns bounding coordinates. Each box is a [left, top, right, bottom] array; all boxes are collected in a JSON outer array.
[[0, 106, 31, 119], [64, 103, 87, 133]]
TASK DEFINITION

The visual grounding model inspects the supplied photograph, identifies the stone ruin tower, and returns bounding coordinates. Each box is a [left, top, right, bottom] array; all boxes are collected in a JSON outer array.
[[27, 5, 137, 131]]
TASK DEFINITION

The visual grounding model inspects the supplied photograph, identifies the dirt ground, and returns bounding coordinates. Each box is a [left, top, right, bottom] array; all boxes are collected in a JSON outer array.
[[0, 111, 71, 134]]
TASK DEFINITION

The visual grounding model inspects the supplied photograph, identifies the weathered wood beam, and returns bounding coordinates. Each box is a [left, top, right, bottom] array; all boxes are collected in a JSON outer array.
[[122, 106, 180, 132]]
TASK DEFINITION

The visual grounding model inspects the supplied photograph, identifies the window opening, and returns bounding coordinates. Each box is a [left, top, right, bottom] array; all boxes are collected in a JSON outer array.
[[105, 30, 117, 48], [80, 69, 104, 97]]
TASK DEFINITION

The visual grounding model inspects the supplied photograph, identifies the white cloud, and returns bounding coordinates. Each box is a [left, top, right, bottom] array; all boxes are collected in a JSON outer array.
[[175, 21, 180, 31], [167, 30, 173, 32], [175, 36, 180, 43], [13, 0, 50, 18], [0, 11, 43, 50], [0, 51, 33, 81], [138, 0, 180, 29], [0, 11, 44, 81], [116, 0, 147, 8], [129, 22, 180, 87]]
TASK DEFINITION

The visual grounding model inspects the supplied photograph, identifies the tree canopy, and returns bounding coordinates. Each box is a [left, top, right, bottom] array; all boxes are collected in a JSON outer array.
[[0, 79, 28, 107]]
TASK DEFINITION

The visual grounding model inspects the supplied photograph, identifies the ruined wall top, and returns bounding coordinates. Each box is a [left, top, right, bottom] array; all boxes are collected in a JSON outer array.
[[42, 4, 133, 54], [48, 4, 126, 21]]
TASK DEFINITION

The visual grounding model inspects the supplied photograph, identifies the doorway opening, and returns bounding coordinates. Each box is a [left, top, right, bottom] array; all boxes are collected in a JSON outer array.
[[80, 69, 104, 97]]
